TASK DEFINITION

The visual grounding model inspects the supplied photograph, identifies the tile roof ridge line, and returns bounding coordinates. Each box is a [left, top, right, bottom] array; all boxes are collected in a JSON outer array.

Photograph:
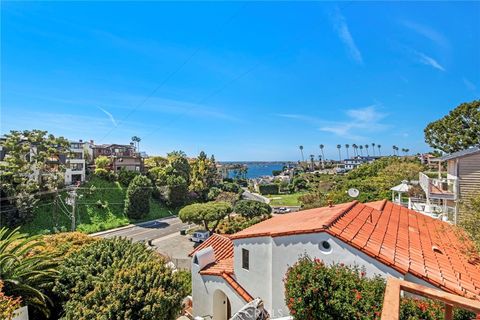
[[221, 272, 254, 302], [378, 199, 388, 211], [323, 200, 359, 229]]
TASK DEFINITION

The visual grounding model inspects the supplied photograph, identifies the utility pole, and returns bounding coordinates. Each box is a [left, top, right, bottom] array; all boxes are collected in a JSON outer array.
[[66, 186, 78, 231]]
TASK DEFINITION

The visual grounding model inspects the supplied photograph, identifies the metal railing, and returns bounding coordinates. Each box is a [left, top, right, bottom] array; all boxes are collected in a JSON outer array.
[[381, 278, 480, 320], [419, 172, 458, 199]]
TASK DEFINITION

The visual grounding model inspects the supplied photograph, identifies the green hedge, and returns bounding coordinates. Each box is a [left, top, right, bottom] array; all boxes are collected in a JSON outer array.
[[258, 184, 279, 195]]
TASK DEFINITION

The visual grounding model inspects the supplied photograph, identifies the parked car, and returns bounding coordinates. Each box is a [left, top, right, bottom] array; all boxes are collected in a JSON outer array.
[[191, 230, 210, 243], [274, 207, 291, 214]]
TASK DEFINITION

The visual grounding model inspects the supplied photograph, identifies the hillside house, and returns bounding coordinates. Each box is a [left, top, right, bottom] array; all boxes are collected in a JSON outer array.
[[419, 146, 480, 223], [190, 200, 480, 319]]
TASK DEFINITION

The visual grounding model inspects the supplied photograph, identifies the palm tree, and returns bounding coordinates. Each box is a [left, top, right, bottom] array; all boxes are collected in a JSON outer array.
[[377, 144, 381, 156], [131, 136, 141, 153], [405, 148, 410, 156], [364, 144, 369, 156], [345, 144, 350, 159], [310, 154, 315, 170], [299, 145, 304, 162], [371, 143, 376, 156], [336, 144, 342, 162], [359, 145, 364, 156], [319, 144, 325, 169], [0, 228, 58, 317], [392, 145, 398, 156], [352, 144, 358, 157]]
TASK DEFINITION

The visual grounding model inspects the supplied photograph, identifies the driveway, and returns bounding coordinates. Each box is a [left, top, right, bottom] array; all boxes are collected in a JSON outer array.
[[152, 233, 196, 270], [96, 216, 190, 243]]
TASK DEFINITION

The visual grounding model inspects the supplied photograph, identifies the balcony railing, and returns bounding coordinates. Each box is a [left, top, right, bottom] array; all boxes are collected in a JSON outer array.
[[419, 172, 458, 200], [381, 278, 480, 320]]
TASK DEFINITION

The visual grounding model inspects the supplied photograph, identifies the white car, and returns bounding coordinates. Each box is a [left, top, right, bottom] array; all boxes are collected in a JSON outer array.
[[275, 207, 291, 214], [191, 230, 210, 243]]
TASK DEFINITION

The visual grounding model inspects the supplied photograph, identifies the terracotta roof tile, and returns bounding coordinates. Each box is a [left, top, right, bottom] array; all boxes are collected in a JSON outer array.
[[230, 201, 358, 239], [328, 201, 480, 300]]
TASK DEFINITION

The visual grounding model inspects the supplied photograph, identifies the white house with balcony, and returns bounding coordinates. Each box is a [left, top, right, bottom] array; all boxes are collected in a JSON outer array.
[[64, 140, 87, 185], [190, 200, 480, 320], [418, 146, 480, 223]]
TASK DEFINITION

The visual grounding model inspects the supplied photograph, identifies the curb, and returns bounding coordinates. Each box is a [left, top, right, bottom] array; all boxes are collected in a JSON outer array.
[[90, 214, 177, 237]]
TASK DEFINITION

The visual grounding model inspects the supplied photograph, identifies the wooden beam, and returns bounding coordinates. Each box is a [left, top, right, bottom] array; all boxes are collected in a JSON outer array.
[[381, 278, 401, 320], [445, 304, 453, 320]]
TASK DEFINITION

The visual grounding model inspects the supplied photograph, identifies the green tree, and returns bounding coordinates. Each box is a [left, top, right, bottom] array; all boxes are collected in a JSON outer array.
[[0, 228, 58, 317], [189, 151, 218, 199], [54, 238, 188, 320], [459, 193, 480, 250], [0, 130, 70, 226], [124, 175, 152, 219], [178, 201, 232, 233], [234, 200, 272, 219], [424, 100, 480, 153]]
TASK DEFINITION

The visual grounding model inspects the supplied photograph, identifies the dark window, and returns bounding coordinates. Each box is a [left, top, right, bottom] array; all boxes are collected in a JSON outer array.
[[242, 248, 249, 270], [321, 241, 331, 250]]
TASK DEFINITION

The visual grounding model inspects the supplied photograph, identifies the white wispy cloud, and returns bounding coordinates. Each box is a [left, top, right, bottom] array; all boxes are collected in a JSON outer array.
[[277, 105, 387, 140], [330, 7, 363, 64], [97, 106, 118, 127], [413, 50, 445, 71], [463, 78, 477, 92], [401, 20, 448, 47]]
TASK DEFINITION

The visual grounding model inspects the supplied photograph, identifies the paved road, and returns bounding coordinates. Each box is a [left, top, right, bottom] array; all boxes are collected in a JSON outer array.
[[97, 216, 190, 243], [242, 188, 270, 203]]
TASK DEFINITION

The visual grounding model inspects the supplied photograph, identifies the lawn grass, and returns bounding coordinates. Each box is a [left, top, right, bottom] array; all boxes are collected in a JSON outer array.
[[20, 177, 172, 236], [266, 192, 305, 206]]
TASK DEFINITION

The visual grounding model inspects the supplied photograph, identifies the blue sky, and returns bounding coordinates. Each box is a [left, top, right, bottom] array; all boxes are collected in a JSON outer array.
[[1, 1, 479, 161]]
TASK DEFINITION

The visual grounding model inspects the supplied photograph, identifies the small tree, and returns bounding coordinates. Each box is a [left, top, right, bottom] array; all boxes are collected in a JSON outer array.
[[94, 155, 110, 171], [178, 201, 232, 233], [124, 175, 152, 219], [54, 238, 188, 320], [234, 200, 272, 219]]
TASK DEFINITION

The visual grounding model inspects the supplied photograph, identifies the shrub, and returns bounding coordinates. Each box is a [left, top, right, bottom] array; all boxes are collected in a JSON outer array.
[[35, 232, 98, 257], [93, 168, 116, 181], [234, 200, 272, 219], [0, 281, 21, 320], [117, 169, 140, 186], [258, 184, 279, 195], [220, 182, 242, 194], [284, 256, 476, 320], [285, 256, 385, 320], [124, 175, 152, 219], [216, 215, 268, 234], [54, 238, 188, 320]]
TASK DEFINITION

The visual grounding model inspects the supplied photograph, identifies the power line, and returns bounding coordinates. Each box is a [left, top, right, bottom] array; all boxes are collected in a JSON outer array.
[[98, 2, 249, 143]]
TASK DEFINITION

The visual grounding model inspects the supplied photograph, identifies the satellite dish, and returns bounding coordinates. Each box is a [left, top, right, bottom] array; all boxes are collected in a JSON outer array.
[[347, 188, 360, 198]]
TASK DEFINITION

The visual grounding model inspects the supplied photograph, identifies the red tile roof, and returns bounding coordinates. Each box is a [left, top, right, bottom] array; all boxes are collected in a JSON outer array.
[[328, 201, 480, 300], [230, 201, 358, 239], [189, 234, 252, 301], [226, 200, 480, 300]]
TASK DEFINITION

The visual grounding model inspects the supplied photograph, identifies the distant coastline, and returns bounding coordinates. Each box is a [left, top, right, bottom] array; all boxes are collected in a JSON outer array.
[[220, 161, 295, 179]]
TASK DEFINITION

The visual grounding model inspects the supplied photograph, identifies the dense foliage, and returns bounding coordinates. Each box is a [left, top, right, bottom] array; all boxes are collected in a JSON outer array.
[[258, 184, 279, 195], [34, 232, 98, 257], [54, 238, 189, 320], [117, 168, 141, 186], [124, 175, 152, 219], [234, 200, 272, 219], [0, 228, 58, 317], [285, 256, 385, 319], [299, 158, 425, 209], [0, 281, 22, 320], [285, 256, 475, 320], [0, 130, 70, 226], [459, 192, 480, 251], [189, 151, 219, 200], [216, 215, 268, 234], [424, 100, 480, 153], [179, 201, 232, 233]]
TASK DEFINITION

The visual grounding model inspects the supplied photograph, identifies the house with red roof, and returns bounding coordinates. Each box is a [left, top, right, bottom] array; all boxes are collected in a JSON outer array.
[[190, 200, 480, 320]]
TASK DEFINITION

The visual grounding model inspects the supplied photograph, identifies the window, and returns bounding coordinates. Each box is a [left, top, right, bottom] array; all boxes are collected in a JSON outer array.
[[70, 163, 83, 171], [320, 240, 332, 254], [242, 248, 249, 270]]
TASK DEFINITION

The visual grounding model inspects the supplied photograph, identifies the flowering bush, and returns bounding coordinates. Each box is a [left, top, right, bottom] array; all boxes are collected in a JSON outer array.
[[284, 256, 476, 320], [0, 281, 21, 320], [284, 256, 385, 319]]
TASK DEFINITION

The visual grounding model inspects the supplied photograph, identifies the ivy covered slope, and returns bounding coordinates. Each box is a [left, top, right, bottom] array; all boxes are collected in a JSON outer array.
[[21, 177, 170, 235]]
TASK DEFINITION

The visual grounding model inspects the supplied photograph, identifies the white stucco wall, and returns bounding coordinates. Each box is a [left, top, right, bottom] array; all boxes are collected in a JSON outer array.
[[233, 232, 403, 318], [233, 237, 273, 312], [191, 262, 246, 319]]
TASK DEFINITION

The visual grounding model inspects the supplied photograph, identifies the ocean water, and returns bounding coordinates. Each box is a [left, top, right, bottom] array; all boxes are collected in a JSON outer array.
[[225, 162, 286, 179]]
